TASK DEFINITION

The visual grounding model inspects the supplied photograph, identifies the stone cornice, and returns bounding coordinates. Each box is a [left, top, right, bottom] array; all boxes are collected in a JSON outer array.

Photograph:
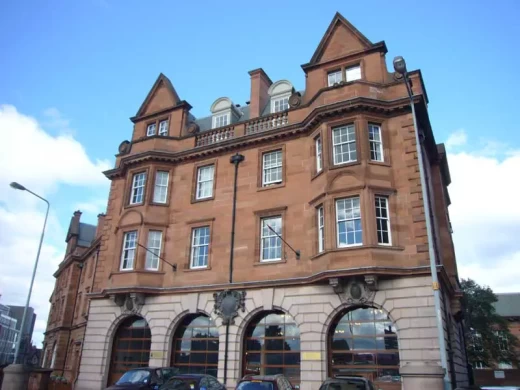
[[53, 237, 101, 278], [90, 265, 436, 298], [105, 96, 419, 179]]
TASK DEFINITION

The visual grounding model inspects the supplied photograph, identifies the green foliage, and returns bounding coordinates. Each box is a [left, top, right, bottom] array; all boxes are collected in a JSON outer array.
[[461, 278, 518, 367]]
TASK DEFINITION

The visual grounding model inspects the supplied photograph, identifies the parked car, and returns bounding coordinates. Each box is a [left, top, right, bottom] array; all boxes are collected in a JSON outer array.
[[236, 374, 294, 390], [159, 374, 225, 390], [319, 376, 376, 390], [105, 367, 179, 390]]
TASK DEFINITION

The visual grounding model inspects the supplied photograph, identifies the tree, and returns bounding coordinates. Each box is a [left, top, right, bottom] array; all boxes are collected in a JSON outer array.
[[461, 278, 518, 367]]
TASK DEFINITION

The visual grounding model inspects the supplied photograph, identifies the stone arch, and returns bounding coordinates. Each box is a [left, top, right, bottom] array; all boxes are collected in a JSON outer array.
[[105, 314, 151, 386], [117, 209, 144, 229], [210, 97, 233, 113], [325, 169, 363, 193], [268, 80, 294, 96], [239, 306, 301, 385], [169, 311, 220, 376], [323, 302, 400, 383]]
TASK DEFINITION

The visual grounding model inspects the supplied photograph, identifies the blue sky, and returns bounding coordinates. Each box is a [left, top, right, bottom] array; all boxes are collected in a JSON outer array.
[[1, 0, 519, 345]]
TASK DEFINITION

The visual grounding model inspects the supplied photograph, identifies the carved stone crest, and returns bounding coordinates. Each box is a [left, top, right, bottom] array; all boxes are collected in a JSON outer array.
[[187, 122, 200, 134], [331, 276, 378, 305], [111, 293, 145, 315], [118, 140, 131, 155], [213, 290, 246, 325]]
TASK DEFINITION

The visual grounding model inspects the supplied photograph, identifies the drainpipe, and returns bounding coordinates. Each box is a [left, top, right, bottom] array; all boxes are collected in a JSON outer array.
[[224, 152, 245, 386]]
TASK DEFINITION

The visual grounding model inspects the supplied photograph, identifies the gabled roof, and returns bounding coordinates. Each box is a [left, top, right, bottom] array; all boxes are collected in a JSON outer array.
[[309, 12, 373, 65], [78, 223, 96, 247], [135, 73, 181, 118]]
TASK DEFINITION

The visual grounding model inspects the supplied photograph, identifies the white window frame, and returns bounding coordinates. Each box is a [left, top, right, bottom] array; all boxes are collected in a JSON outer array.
[[153, 171, 169, 204], [196, 165, 215, 200], [328, 70, 343, 86], [271, 94, 290, 113], [332, 125, 357, 165], [498, 362, 513, 369], [146, 123, 156, 136], [345, 64, 361, 82], [318, 206, 324, 253], [190, 226, 210, 269], [495, 330, 509, 352], [120, 231, 137, 270], [474, 361, 486, 370], [368, 124, 384, 162], [145, 231, 162, 270], [130, 172, 146, 205], [336, 197, 362, 247], [375, 196, 391, 245], [212, 112, 230, 129], [315, 136, 323, 172], [261, 216, 282, 262], [262, 150, 283, 186], [158, 120, 169, 136]]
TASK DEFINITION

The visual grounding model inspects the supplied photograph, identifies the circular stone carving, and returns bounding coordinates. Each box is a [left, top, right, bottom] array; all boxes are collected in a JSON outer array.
[[187, 122, 200, 134], [118, 140, 131, 155], [125, 297, 134, 311], [288, 92, 302, 108]]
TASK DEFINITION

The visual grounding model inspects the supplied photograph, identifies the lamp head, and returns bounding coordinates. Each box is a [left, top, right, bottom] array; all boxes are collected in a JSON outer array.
[[393, 56, 407, 75], [10, 182, 26, 191]]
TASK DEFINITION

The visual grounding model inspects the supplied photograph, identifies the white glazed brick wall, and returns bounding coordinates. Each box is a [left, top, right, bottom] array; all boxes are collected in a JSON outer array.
[[76, 275, 446, 390]]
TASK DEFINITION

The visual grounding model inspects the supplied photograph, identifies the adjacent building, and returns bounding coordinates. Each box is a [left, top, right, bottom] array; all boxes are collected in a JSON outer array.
[[473, 293, 520, 387], [41, 211, 101, 384], [44, 12, 470, 390], [7, 305, 36, 363], [0, 302, 18, 365]]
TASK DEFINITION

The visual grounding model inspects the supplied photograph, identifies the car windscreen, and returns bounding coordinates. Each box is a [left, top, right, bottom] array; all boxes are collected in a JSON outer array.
[[236, 381, 275, 390], [116, 369, 151, 385]]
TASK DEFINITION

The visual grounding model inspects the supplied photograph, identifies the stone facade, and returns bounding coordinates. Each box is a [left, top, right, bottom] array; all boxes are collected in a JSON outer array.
[[64, 12, 468, 390], [77, 276, 448, 390]]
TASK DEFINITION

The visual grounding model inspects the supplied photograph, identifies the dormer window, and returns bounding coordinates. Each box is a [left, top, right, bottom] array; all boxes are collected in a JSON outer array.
[[210, 97, 240, 129], [328, 70, 342, 86], [158, 120, 169, 136], [212, 113, 229, 128], [146, 123, 156, 136], [268, 80, 294, 114], [346, 64, 361, 82]]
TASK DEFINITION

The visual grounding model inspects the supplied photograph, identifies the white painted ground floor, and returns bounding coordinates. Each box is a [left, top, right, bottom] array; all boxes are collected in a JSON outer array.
[[76, 275, 469, 390]]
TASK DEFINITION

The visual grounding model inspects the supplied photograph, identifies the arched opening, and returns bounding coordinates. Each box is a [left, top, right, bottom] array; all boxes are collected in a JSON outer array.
[[242, 310, 300, 386], [328, 306, 400, 386], [171, 313, 218, 377], [108, 316, 151, 386]]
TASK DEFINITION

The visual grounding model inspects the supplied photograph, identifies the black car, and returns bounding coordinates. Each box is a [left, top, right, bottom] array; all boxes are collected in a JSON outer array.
[[319, 376, 376, 390], [159, 374, 225, 390], [106, 367, 180, 390]]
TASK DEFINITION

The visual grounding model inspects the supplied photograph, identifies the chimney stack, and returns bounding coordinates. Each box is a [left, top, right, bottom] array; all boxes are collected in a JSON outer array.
[[248, 68, 272, 119], [96, 213, 106, 239]]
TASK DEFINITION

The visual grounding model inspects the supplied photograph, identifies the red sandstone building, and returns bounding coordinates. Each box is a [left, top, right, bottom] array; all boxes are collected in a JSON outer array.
[[42, 13, 470, 390]]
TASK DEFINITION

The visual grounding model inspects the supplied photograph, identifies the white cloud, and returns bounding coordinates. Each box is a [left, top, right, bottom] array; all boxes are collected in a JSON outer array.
[[445, 129, 467, 149], [446, 132, 520, 293], [0, 105, 111, 346]]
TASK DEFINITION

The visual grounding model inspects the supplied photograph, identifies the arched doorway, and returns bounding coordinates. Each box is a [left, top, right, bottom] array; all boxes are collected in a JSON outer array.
[[171, 314, 219, 377], [242, 310, 300, 386], [328, 306, 400, 387], [108, 316, 151, 386]]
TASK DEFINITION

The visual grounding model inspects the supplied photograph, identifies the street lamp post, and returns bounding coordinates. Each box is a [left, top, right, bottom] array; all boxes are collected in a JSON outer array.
[[392, 57, 451, 390], [9, 182, 50, 365]]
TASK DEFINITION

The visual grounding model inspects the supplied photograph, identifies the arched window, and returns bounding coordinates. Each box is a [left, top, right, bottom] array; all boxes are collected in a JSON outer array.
[[50, 343, 57, 369], [328, 306, 400, 384], [108, 316, 151, 386], [243, 311, 300, 386], [171, 314, 218, 377]]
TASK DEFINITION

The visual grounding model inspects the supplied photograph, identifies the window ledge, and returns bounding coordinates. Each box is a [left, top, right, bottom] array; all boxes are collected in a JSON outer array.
[[329, 161, 361, 171], [310, 245, 405, 260], [368, 161, 391, 168], [183, 266, 212, 272], [150, 202, 169, 207], [254, 259, 287, 266], [124, 202, 144, 210], [311, 169, 325, 181], [110, 270, 166, 276], [257, 183, 285, 192], [191, 196, 215, 204]]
